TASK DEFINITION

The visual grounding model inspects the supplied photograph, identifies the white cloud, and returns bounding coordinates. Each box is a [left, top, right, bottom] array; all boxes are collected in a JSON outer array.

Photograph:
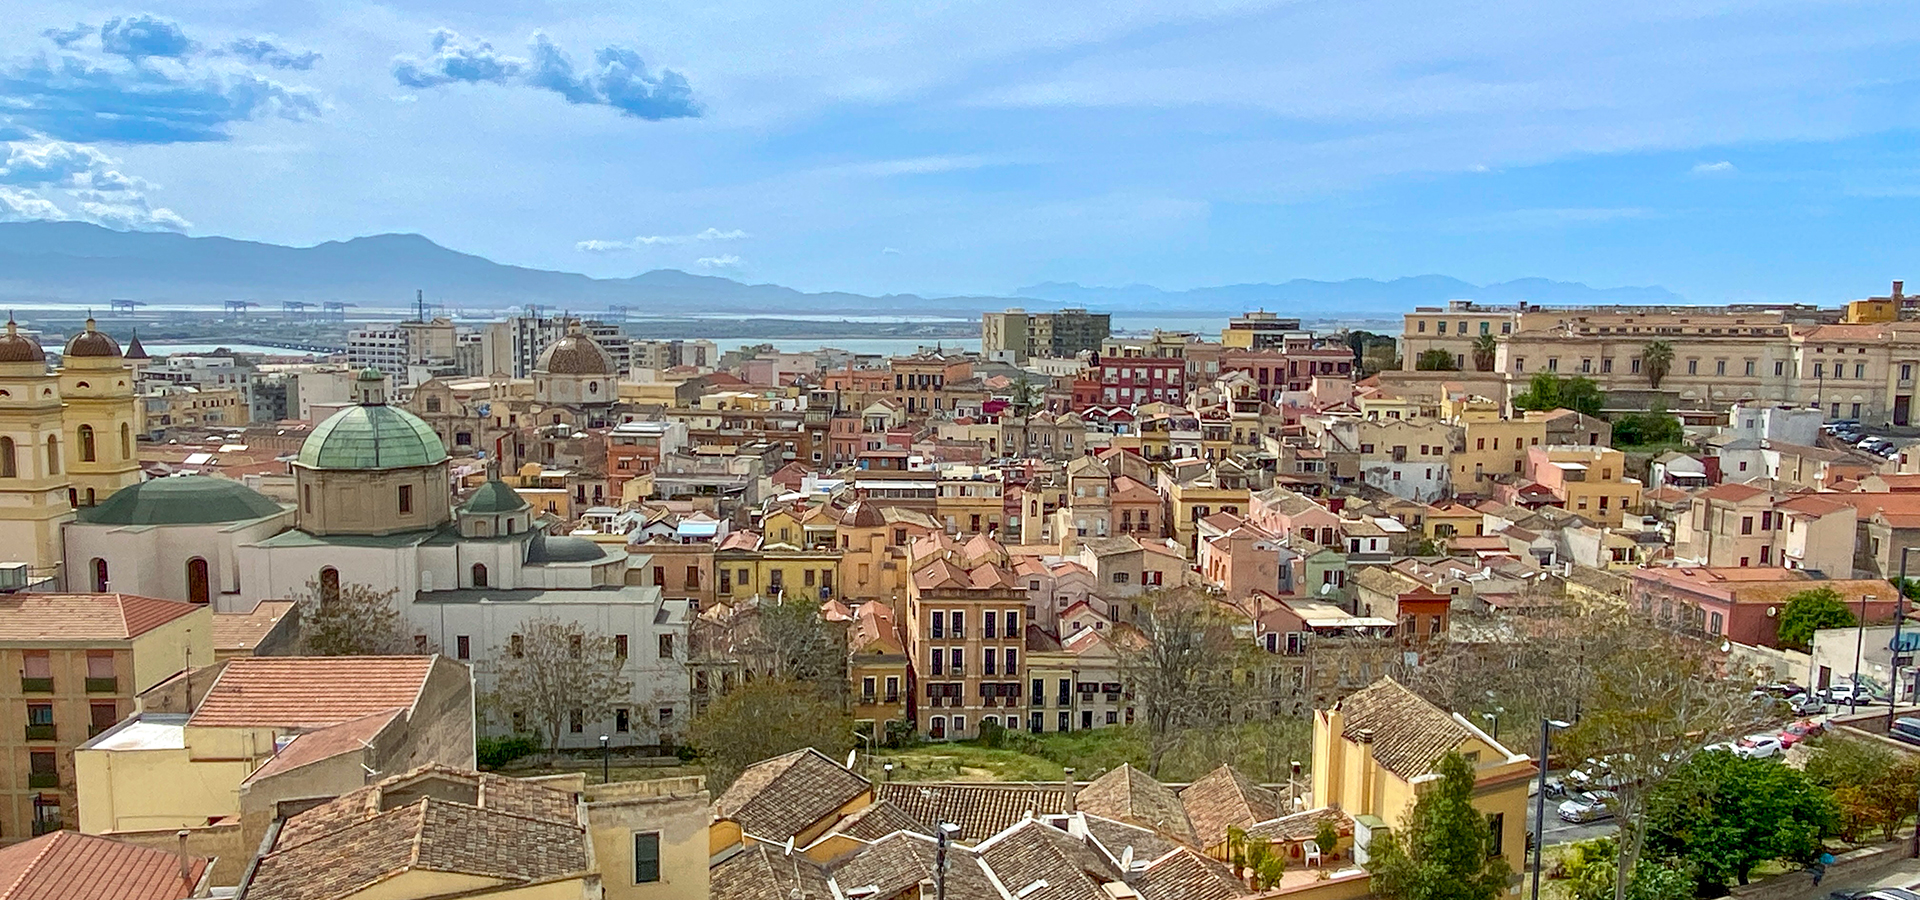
[[882, 247, 902, 254], [574, 227, 749, 252], [1691, 160, 1736, 174], [696, 254, 742, 269], [0, 187, 66, 222], [76, 198, 191, 231], [0, 137, 186, 231]]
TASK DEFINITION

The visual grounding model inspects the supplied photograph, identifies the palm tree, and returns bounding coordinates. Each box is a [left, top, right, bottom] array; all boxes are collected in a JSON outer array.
[[1471, 333, 1498, 372], [1642, 341, 1674, 389]]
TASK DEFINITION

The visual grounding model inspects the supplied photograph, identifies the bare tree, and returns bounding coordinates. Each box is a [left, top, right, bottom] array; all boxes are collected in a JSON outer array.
[[1122, 587, 1293, 776], [291, 578, 415, 656], [689, 678, 854, 792], [483, 617, 633, 754]]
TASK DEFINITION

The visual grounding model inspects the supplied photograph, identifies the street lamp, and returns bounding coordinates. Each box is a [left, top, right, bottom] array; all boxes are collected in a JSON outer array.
[[883, 761, 894, 782], [1532, 718, 1572, 900], [598, 734, 610, 784], [1854, 595, 1876, 713], [1481, 707, 1504, 742], [935, 822, 960, 900]]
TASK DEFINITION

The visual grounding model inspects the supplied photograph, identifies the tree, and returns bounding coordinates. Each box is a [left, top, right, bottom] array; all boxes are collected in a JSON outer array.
[[291, 578, 413, 656], [1642, 750, 1834, 891], [1558, 629, 1767, 900], [1471, 334, 1498, 372], [688, 678, 853, 792], [1641, 342, 1674, 389], [1366, 752, 1512, 900], [1010, 376, 1038, 415], [1511, 373, 1605, 418], [1805, 736, 1920, 841], [1563, 838, 1695, 900], [1415, 349, 1460, 371], [1776, 587, 1856, 652], [756, 595, 849, 699], [483, 617, 633, 754], [1610, 403, 1683, 448], [1122, 587, 1282, 776]]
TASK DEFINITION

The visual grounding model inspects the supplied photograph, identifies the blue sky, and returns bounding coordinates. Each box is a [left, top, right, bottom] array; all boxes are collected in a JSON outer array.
[[1, 1, 1918, 302]]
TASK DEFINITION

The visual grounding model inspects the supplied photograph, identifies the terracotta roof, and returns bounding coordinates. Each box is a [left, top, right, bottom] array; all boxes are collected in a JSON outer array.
[[0, 593, 200, 642], [974, 819, 1119, 900], [188, 656, 436, 729], [878, 782, 1070, 843], [826, 832, 999, 900], [711, 841, 834, 900], [1132, 847, 1247, 900], [0, 831, 207, 900], [212, 600, 295, 654], [1074, 764, 1197, 845], [821, 799, 927, 842], [243, 709, 404, 784], [1334, 677, 1474, 779], [713, 748, 871, 841], [1695, 482, 1770, 503], [1244, 806, 1352, 843], [1177, 765, 1280, 850]]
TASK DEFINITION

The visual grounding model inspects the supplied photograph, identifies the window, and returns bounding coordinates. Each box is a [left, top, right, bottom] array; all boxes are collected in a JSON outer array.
[[1006, 611, 1019, 634], [44, 437, 56, 475], [1006, 648, 1018, 671], [1547, 357, 1558, 372], [1746, 360, 1756, 376], [510, 634, 524, 657], [633, 832, 662, 883], [983, 611, 997, 639], [886, 676, 900, 701], [659, 707, 674, 725], [1113, 572, 1130, 584], [951, 611, 965, 638], [570, 709, 584, 733], [1488, 813, 1504, 858], [456, 635, 470, 659], [78, 424, 95, 462], [953, 716, 966, 735], [1857, 364, 1867, 379], [0, 437, 13, 478], [1775, 361, 1785, 376], [471, 563, 488, 587], [931, 611, 945, 639], [398, 484, 413, 514], [615, 708, 631, 733], [90, 702, 117, 736], [658, 633, 674, 659], [983, 648, 997, 675], [1741, 516, 1753, 535], [1687, 359, 1698, 375], [930, 647, 943, 675]]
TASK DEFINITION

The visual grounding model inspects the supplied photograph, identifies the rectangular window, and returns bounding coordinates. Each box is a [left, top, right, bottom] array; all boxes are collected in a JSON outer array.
[[931, 611, 945, 639], [22, 651, 49, 679], [86, 651, 113, 679], [1775, 361, 1785, 376], [398, 484, 412, 514], [1006, 648, 1018, 671], [633, 832, 662, 884], [886, 676, 899, 701], [456, 636, 471, 659], [569, 709, 584, 733], [1006, 611, 1019, 634], [983, 648, 996, 675], [1715, 360, 1726, 376], [983, 611, 997, 639], [90, 701, 117, 735], [657, 633, 673, 659], [1547, 358, 1558, 372], [659, 707, 673, 725], [1601, 358, 1613, 373], [1741, 516, 1753, 535], [1857, 364, 1867, 379], [614, 634, 628, 658], [951, 611, 965, 639], [950, 647, 964, 674], [615, 708, 631, 732], [1688, 359, 1698, 375], [930, 647, 943, 675], [1746, 360, 1756, 376], [1488, 813, 1505, 858]]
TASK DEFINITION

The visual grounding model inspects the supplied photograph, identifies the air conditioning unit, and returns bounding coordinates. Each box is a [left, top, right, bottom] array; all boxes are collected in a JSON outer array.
[[0, 563, 29, 592]]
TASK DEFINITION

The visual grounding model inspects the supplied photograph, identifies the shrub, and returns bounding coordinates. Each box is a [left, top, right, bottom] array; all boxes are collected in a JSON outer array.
[[476, 733, 543, 769]]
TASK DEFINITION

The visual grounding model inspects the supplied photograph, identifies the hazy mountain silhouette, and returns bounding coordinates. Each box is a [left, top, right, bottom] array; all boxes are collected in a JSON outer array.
[[0, 221, 1683, 315]]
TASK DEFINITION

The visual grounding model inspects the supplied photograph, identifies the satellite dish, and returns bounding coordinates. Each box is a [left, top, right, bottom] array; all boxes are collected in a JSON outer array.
[[847, 749, 858, 770]]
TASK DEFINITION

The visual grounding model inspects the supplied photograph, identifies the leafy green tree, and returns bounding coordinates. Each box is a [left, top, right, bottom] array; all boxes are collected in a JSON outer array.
[[1610, 403, 1683, 447], [1641, 342, 1674, 389], [1775, 587, 1856, 652], [1471, 333, 1498, 372], [1563, 838, 1695, 900], [1511, 373, 1605, 417], [1805, 736, 1920, 841], [1415, 349, 1460, 371], [1642, 750, 1834, 892], [688, 678, 854, 792], [1366, 752, 1512, 900]]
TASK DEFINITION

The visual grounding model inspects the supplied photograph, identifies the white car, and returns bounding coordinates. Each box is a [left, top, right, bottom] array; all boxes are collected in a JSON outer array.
[[1557, 790, 1616, 823], [1733, 734, 1783, 759]]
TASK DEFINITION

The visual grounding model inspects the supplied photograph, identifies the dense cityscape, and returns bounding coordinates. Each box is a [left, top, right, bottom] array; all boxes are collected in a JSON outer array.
[[0, 285, 1912, 898]]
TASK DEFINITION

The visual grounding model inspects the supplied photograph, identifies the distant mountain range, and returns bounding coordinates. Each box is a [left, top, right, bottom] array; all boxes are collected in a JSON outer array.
[[0, 221, 1685, 317]]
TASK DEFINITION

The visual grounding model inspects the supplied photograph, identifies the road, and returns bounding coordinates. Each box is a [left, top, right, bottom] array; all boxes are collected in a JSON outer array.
[[1528, 776, 1617, 848]]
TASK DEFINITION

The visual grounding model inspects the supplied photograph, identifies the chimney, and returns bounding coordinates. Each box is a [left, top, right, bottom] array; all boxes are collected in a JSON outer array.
[[175, 829, 192, 885], [1062, 767, 1076, 812], [1896, 281, 1906, 301], [1355, 729, 1376, 815]]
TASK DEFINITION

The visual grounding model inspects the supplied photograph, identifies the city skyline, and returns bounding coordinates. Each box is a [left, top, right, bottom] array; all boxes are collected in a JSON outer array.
[[1, 2, 1917, 304]]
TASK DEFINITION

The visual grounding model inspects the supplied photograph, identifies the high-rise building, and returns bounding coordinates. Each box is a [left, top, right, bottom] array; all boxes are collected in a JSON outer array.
[[507, 313, 628, 377], [981, 308, 1111, 363]]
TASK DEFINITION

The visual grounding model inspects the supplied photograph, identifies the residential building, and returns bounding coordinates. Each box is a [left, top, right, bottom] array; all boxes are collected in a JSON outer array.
[[981, 308, 1112, 364], [0, 592, 208, 840], [1524, 445, 1643, 527], [1630, 567, 1899, 646], [1221, 311, 1305, 350], [903, 533, 1026, 740], [1025, 625, 1132, 733], [0, 830, 212, 898], [1672, 483, 1856, 573], [849, 601, 907, 740]]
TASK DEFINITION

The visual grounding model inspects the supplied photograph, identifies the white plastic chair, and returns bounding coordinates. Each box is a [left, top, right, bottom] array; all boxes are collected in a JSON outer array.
[[1303, 839, 1323, 867]]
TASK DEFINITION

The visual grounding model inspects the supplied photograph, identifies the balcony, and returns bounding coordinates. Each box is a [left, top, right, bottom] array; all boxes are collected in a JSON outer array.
[[23, 724, 53, 742], [29, 817, 60, 836], [19, 678, 50, 694], [84, 677, 117, 694], [27, 773, 57, 789]]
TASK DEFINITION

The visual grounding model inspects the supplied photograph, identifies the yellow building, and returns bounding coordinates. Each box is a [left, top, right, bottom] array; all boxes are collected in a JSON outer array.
[[1450, 404, 1546, 492], [847, 602, 907, 741], [57, 320, 142, 510], [1527, 444, 1643, 528], [0, 322, 74, 584], [0, 592, 208, 841], [1164, 460, 1254, 555], [1312, 678, 1532, 879]]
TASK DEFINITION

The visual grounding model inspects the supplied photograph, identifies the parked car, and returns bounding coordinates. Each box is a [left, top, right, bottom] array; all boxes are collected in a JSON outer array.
[[1733, 734, 1784, 759], [1890, 717, 1920, 748], [1558, 790, 1616, 823], [1760, 682, 1806, 698], [1779, 720, 1825, 748], [1823, 683, 1886, 705], [1790, 694, 1829, 717], [1567, 758, 1622, 791]]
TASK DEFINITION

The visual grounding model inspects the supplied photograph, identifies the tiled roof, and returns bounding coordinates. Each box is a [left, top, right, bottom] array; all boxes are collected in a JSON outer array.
[[1075, 764, 1196, 845], [1080, 814, 1186, 861], [243, 709, 403, 784], [821, 798, 926, 842], [1132, 847, 1247, 900], [212, 600, 295, 654], [188, 656, 435, 729], [1695, 482, 1769, 503], [826, 832, 1000, 900], [713, 748, 871, 841], [1177, 766, 1280, 850], [711, 841, 835, 900], [0, 831, 207, 900], [0, 593, 200, 642], [1335, 677, 1474, 779], [878, 782, 1070, 843], [1245, 806, 1352, 843], [975, 819, 1120, 900]]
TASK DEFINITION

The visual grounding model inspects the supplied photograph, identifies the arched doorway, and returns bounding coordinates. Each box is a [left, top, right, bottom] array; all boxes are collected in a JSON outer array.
[[90, 558, 108, 592], [186, 558, 210, 604], [319, 567, 340, 604], [472, 563, 489, 588]]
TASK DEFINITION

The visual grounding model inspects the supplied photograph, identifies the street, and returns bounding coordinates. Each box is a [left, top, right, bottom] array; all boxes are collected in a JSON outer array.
[[1529, 777, 1617, 849]]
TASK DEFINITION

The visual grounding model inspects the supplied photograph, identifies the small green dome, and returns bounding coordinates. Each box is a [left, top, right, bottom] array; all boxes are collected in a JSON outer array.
[[298, 404, 447, 470], [462, 478, 529, 514], [78, 475, 286, 525]]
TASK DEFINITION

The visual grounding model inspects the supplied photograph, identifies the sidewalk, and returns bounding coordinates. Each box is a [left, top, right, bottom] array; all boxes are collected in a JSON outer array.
[[1799, 856, 1920, 898]]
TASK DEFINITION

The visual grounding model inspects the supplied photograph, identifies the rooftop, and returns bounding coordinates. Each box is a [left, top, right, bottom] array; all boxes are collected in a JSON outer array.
[[0, 593, 201, 643], [188, 656, 435, 729], [0, 830, 208, 900], [75, 475, 288, 526]]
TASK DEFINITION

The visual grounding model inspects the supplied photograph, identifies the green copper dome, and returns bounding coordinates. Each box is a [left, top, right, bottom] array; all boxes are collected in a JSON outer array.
[[78, 475, 287, 525], [298, 404, 447, 470], [461, 478, 529, 514]]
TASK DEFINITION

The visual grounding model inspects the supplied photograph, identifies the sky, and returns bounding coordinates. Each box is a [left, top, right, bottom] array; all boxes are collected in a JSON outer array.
[[1, 1, 1918, 303]]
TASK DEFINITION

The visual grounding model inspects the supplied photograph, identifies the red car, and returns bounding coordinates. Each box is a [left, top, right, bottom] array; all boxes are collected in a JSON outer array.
[[1779, 719, 1826, 748]]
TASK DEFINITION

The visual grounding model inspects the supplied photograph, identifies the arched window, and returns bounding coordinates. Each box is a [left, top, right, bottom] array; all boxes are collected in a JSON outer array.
[[78, 425, 95, 462], [319, 567, 340, 604], [0, 437, 15, 478], [186, 558, 210, 604], [44, 437, 57, 475], [91, 558, 109, 593], [472, 563, 489, 588], [119, 423, 130, 459]]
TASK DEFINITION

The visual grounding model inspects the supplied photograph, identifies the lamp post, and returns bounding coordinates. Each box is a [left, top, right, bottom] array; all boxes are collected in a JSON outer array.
[[1532, 718, 1572, 900], [883, 761, 894, 782], [1854, 595, 1875, 713], [1482, 707, 1504, 742], [936, 822, 959, 900], [1891, 548, 1919, 730], [598, 734, 610, 784]]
